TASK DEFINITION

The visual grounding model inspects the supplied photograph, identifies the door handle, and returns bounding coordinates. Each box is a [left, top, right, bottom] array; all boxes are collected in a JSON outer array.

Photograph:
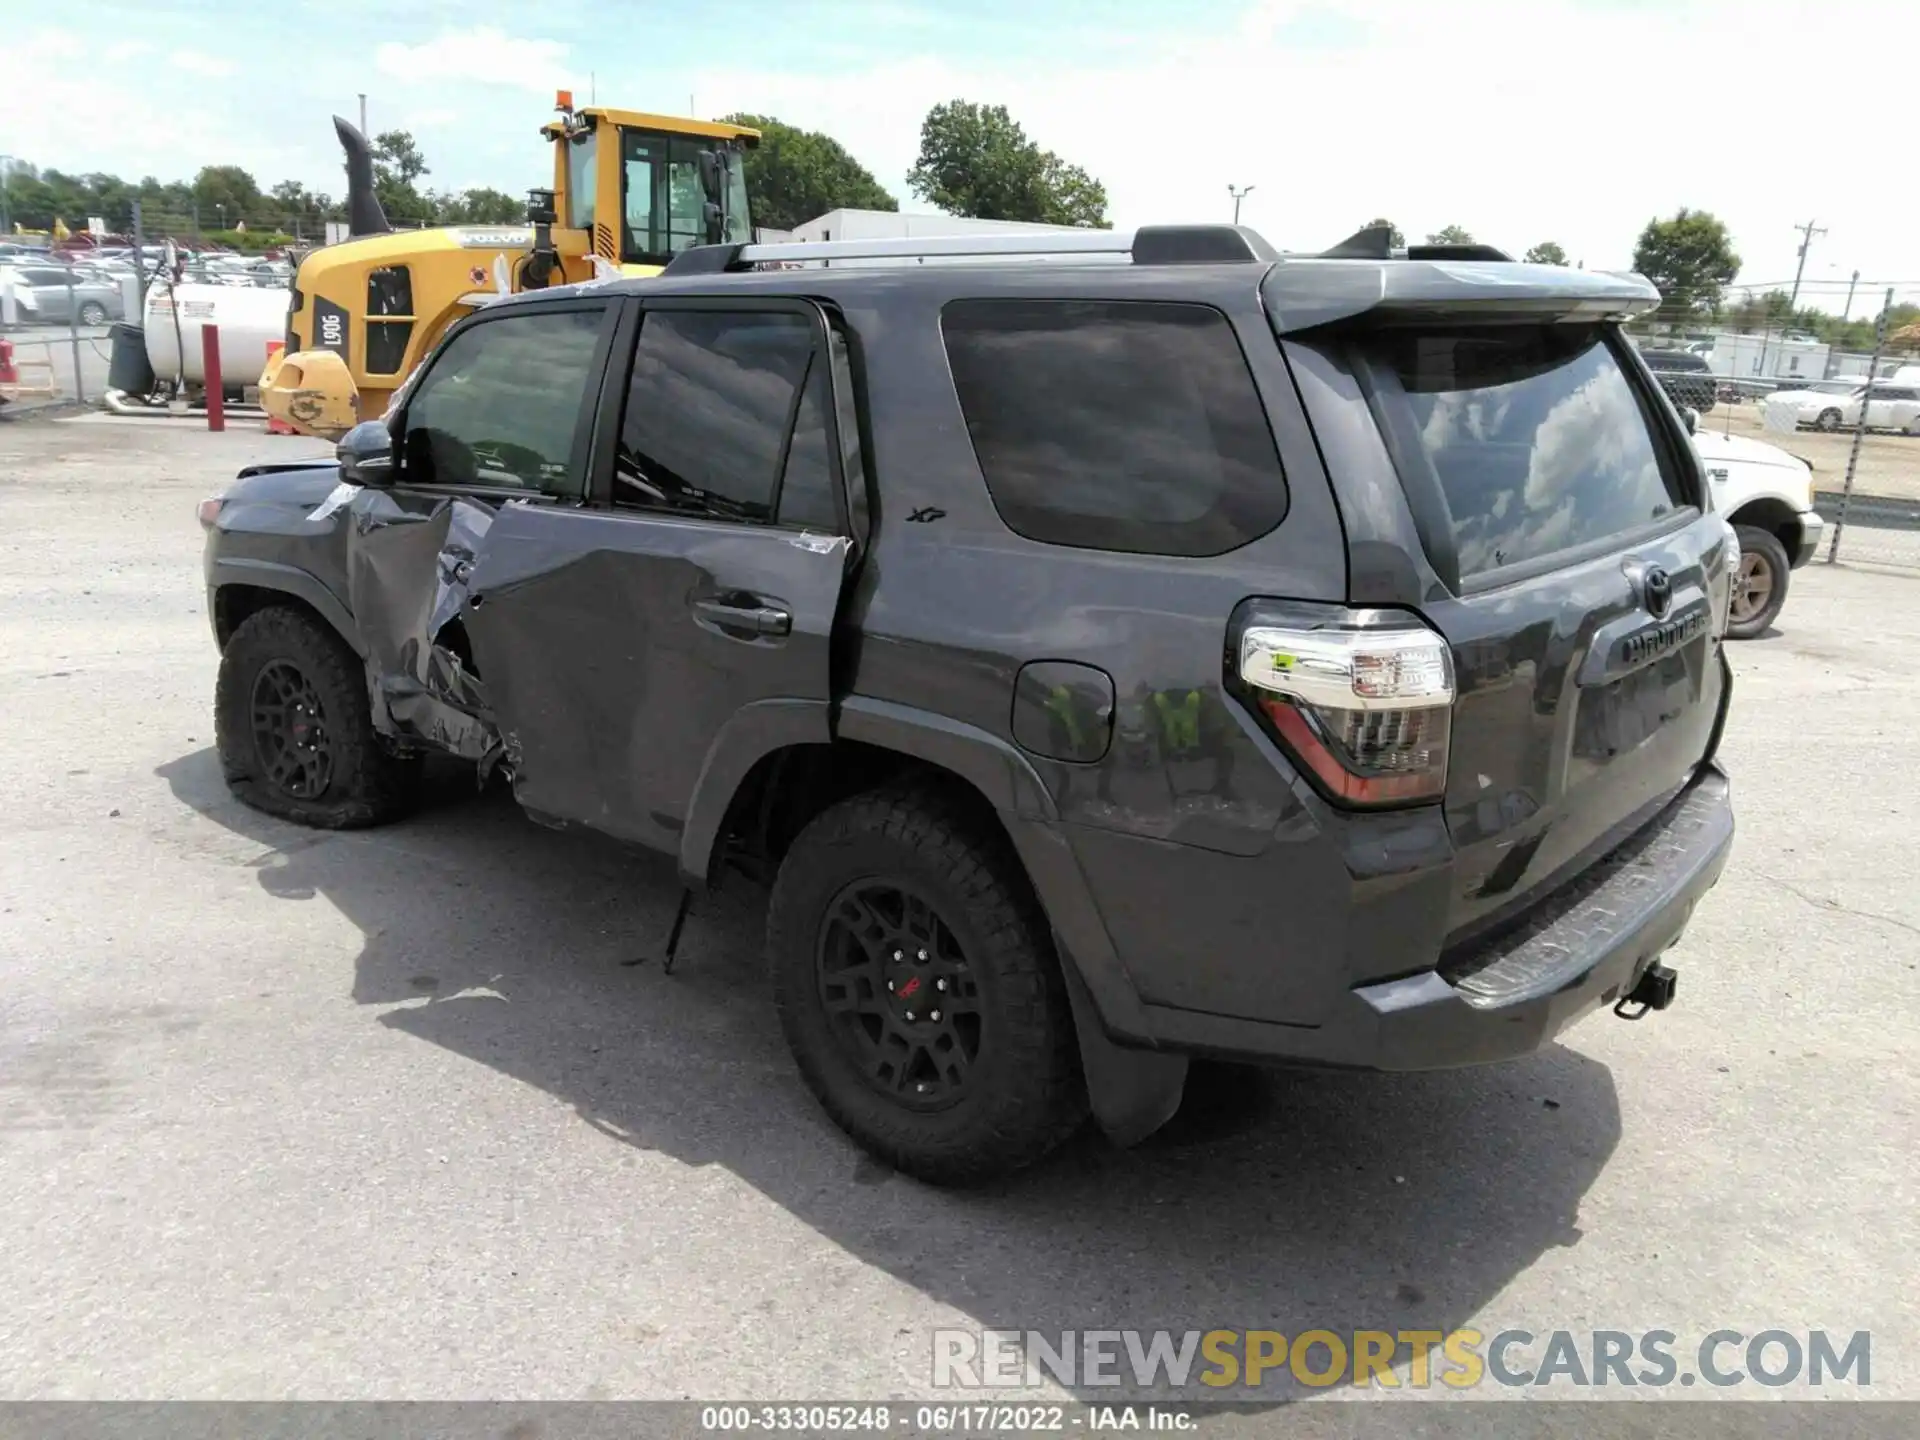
[[690, 595, 792, 637]]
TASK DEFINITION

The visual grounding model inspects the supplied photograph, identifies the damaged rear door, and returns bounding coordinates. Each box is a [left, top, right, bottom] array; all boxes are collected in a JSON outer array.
[[462, 296, 854, 854], [344, 297, 617, 766]]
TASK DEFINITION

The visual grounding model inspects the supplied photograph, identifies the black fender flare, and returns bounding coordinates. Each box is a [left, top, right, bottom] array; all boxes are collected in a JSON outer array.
[[678, 696, 835, 888], [210, 557, 365, 658], [690, 694, 1186, 1146]]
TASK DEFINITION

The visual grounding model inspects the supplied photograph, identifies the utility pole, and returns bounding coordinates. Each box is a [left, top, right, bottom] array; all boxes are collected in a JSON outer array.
[[0, 155, 11, 237], [358, 93, 368, 135], [1787, 218, 1827, 311], [1841, 269, 1860, 321], [1228, 184, 1255, 225]]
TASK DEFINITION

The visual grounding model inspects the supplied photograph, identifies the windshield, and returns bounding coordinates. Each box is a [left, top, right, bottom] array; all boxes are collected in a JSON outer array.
[[1805, 381, 1861, 395], [620, 131, 751, 265]]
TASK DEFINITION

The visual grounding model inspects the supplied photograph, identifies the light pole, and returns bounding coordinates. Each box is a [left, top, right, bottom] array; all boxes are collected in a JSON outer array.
[[0, 155, 11, 237], [1228, 184, 1255, 225], [216, 202, 226, 235]]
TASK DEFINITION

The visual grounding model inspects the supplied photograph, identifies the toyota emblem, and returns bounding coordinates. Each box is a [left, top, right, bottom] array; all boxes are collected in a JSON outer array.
[[1643, 566, 1672, 619]]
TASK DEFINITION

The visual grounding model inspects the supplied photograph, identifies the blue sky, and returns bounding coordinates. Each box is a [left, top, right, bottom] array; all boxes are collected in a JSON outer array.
[[4, 0, 1915, 313]]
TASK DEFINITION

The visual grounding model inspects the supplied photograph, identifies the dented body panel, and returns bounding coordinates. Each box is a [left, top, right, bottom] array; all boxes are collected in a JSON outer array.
[[463, 504, 848, 849]]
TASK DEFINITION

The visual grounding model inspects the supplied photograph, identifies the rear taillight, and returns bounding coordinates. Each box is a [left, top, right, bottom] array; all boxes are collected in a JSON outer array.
[[1238, 610, 1455, 807]]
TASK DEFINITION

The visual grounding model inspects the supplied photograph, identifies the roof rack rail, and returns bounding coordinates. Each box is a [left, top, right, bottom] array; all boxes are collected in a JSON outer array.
[[662, 224, 1278, 277]]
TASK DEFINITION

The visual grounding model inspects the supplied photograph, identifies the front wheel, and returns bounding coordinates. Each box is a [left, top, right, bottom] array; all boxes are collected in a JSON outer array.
[[1815, 408, 1843, 431], [76, 301, 108, 326], [215, 606, 419, 827], [767, 786, 1087, 1185], [1727, 525, 1791, 640]]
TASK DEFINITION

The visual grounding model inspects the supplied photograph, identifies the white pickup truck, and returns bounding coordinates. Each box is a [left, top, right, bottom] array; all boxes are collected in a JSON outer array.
[[1692, 425, 1824, 639]]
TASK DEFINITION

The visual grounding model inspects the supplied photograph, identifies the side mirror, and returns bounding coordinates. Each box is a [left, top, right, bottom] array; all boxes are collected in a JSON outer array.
[[1681, 407, 1699, 435], [696, 150, 721, 204], [337, 419, 395, 486]]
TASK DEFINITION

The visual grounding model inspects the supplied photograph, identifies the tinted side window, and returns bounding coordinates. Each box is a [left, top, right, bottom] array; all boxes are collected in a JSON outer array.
[[777, 360, 840, 530], [615, 309, 818, 523], [401, 307, 604, 497], [1359, 325, 1684, 580], [941, 300, 1287, 555]]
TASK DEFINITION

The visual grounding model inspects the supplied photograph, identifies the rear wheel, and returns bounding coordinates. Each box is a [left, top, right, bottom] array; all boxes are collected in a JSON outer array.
[[215, 606, 419, 827], [768, 785, 1086, 1185], [1727, 525, 1791, 639], [1815, 408, 1842, 431]]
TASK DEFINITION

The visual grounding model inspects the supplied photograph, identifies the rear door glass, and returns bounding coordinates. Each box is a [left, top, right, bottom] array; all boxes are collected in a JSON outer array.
[[1358, 325, 1685, 580], [941, 299, 1287, 556]]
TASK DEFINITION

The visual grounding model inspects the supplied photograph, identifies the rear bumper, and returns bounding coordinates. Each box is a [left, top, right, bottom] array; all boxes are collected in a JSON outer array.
[[1131, 764, 1734, 1070], [1791, 510, 1823, 568]]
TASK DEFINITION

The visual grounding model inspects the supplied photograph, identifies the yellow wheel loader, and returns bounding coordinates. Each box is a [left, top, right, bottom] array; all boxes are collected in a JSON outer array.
[[261, 94, 758, 437]]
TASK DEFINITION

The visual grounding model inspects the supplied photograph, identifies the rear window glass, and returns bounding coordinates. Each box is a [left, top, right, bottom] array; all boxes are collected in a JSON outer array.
[[941, 299, 1287, 556], [1361, 326, 1684, 580]]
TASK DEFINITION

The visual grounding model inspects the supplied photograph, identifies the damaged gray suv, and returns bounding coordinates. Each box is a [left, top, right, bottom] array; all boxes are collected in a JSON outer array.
[[201, 224, 1736, 1184]]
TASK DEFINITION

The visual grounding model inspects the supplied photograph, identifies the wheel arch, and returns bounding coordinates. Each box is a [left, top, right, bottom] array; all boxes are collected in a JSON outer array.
[[679, 695, 1171, 1133], [211, 559, 364, 657], [1726, 495, 1805, 552]]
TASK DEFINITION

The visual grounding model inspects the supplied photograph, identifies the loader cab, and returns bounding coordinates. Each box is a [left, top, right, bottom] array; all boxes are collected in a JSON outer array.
[[545, 100, 759, 274]]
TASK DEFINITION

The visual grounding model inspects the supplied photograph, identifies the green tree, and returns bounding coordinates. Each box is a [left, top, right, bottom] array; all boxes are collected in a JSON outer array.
[[1426, 224, 1475, 245], [436, 187, 525, 224], [719, 113, 896, 232], [192, 165, 262, 230], [907, 100, 1109, 228], [1524, 241, 1568, 265], [1364, 217, 1405, 248], [1632, 208, 1740, 319], [369, 130, 434, 223]]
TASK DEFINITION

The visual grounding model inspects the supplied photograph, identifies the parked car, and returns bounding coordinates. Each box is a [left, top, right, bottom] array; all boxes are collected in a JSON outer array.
[[1768, 381, 1920, 434], [1639, 347, 1719, 411], [1690, 422, 1822, 637], [200, 226, 1736, 1183], [1, 265, 126, 325]]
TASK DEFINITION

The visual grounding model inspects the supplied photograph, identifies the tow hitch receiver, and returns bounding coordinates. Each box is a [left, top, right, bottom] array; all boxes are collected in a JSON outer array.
[[1614, 960, 1678, 1020]]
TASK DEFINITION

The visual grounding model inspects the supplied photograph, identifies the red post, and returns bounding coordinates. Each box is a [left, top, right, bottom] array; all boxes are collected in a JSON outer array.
[[202, 325, 225, 432]]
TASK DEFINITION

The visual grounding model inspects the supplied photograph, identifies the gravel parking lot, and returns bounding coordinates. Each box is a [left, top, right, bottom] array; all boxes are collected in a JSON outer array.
[[2, 415, 1917, 1408]]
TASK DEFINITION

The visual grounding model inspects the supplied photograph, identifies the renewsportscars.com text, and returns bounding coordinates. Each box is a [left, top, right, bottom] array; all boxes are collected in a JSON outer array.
[[932, 1328, 1871, 1391]]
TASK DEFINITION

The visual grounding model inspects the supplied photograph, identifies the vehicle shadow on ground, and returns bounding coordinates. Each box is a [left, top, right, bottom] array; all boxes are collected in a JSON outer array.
[[158, 748, 1622, 1403]]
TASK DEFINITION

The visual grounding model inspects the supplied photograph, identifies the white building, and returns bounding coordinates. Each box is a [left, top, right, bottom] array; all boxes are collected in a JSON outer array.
[[751, 209, 1102, 266], [786, 209, 1093, 244]]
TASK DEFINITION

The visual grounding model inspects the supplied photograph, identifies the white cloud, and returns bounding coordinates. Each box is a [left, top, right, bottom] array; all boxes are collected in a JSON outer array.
[[691, 0, 1920, 296], [374, 27, 572, 91], [170, 48, 237, 78]]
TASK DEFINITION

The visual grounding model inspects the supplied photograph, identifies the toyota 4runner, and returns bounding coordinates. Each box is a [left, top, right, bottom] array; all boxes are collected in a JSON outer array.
[[200, 224, 1736, 1184]]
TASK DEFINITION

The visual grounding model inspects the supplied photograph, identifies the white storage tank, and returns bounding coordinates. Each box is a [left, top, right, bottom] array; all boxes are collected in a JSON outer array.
[[144, 283, 290, 386]]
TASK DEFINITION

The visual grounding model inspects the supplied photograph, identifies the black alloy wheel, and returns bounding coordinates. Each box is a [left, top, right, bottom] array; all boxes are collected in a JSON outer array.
[[816, 879, 983, 1110], [250, 659, 334, 800]]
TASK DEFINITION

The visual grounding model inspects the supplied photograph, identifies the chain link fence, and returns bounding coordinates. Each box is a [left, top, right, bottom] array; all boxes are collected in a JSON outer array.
[[0, 257, 114, 416], [1633, 279, 1920, 572]]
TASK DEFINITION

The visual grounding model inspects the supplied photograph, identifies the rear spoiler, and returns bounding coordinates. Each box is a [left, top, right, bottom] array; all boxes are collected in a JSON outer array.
[[1262, 257, 1661, 333]]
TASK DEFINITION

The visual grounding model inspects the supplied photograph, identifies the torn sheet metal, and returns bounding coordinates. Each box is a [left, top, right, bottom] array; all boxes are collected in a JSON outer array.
[[343, 488, 501, 764], [307, 481, 359, 524]]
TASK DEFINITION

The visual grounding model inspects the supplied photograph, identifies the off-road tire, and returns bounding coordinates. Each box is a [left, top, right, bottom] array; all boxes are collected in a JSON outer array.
[[768, 786, 1087, 1185], [215, 606, 419, 828], [1727, 525, 1791, 640]]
